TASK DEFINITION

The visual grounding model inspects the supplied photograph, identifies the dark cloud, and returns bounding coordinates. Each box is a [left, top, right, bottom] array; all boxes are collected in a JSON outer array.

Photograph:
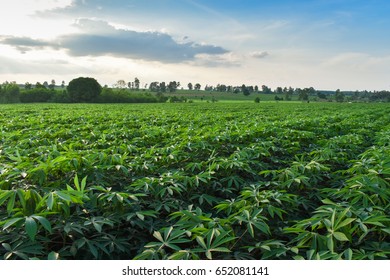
[[60, 19, 228, 62], [0, 19, 228, 63], [0, 36, 55, 53]]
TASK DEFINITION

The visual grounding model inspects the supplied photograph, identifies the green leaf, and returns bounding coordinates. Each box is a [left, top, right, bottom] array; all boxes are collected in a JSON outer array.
[[87, 241, 98, 259], [33, 215, 52, 233], [55, 191, 72, 202], [3, 217, 24, 230], [291, 247, 299, 254], [253, 221, 271, 235], [74, 174, 80, 191], [196, 236, 207, 250], [48, 251, 59, 260], [81, 176, 87, 192], [211, 247, 231, 253], [247, 223, 255, 238], [334, 207, 351, 229], [4, 252, 13, 260], [326, 234, 334, 252], [0, 191, 13, 206], [2, 243, 12, 251], [381, 228, 390, 235], [335, 218, 356, 230], [343, 248, 353, 260], [25, 216, 38, 241], [205, 250, 212, 260], [46, 192, 54, 210], [6, 191, 16, 214], [136, 212, 145, 221], [333, 232, 349, 242], [153, 231, 164, 243], [261, 245, 271, 251]]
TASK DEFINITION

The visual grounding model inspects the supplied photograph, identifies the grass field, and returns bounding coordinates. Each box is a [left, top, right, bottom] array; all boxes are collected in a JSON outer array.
[[164, 90, 299, 101], [0, 102, 389, 260]]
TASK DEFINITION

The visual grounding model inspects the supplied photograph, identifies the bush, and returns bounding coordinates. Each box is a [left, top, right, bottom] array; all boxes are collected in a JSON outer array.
[[67, 77, 102, 103], [97, 88, 162, 103], [20, 88, 52, 103]]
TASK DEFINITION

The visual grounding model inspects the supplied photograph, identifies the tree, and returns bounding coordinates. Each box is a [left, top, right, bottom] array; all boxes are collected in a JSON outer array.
[[25, 82, 32, 90], [242, 84, 250, 96], [188, 83, 193, 90], [35, 82, 45, 89], [317, 91, 327, 99], [67, 77, 102, 102], [149, 82, 159, 92], [134, 77, 140, 90], [168, 81, 179, 93], [194, 83, 201, 91], [307, 87, 316, 96], [284, 87, 294, 101], [49, 79, 56, 90], [61, 81, 65, 88], [261, 85, 272, 94], [116, 80, 127, 89], [275, 87, 283, 95], [159, 82, 166, 93], [298, 88, 309, 101], [335, 89, 345, 102], [0, 82, 20, 103]]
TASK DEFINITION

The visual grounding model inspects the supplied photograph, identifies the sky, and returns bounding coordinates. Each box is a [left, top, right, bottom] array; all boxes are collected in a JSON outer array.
[[0, 0, 390, 91]]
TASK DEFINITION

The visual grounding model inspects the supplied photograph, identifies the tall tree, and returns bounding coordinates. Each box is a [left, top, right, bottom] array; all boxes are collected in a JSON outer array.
[[284, 87, 294, 101], [149, 82, 159, 92], [134, 77, 140, 90], [159, 82, 166, 93], [262, 85, 272, 94], [49, 79, 56, 90], [194, 83, 201, 91], [242, 84, 250, 96], [168, 81, 179, 93]]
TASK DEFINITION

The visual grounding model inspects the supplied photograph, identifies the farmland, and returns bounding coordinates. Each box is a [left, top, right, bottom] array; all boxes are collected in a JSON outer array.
[[0, 102, 389, 260]]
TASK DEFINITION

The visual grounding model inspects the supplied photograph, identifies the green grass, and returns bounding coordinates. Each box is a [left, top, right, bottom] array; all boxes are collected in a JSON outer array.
[[165, 89, 299, 101], [0, 102, 389, 260]]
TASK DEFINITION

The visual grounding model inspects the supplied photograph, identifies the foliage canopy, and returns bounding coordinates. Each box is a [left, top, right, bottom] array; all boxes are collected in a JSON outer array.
[[67, 77, 102, 102]]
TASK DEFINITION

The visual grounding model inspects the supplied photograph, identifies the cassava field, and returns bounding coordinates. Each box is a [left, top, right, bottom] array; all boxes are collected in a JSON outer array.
[[0, 102, 389, 260]]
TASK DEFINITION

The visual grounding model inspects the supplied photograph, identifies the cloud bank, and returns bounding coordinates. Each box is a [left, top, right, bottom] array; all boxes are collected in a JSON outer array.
[[0, 19, 229, 63]]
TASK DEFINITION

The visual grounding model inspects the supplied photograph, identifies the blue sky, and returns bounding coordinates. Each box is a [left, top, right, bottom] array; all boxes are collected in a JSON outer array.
[[0, 0, 389, 90]]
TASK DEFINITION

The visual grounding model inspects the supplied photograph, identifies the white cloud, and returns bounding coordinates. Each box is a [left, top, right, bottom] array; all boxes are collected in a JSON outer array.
[[250, 51, 269, 59]]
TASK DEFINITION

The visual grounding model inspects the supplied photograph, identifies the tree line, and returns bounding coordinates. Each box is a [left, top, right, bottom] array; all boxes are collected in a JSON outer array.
[[0, 78, 167, 104], [0, 77, 389, 103]]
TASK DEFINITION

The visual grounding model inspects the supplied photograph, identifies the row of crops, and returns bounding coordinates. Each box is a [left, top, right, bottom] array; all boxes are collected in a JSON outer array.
[[0, 102, 389, 260]]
